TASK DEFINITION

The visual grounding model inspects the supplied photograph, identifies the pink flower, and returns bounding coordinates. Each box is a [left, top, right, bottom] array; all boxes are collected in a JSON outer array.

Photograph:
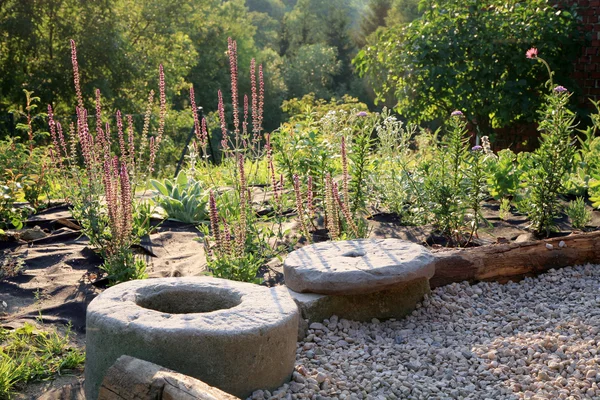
[[526, 48, 538, 59], [554, 85, 568, 94], [451, 110, 464, 117]]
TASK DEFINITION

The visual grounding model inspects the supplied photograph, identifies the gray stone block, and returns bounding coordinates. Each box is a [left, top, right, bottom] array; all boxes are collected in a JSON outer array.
[[85, 277, 299, 399], [284, 239, 435, 295], [287, 277, 431, 323]]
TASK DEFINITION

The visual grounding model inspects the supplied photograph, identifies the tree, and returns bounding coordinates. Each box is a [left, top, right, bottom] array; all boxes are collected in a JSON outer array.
[[354, 0, 584, 134], [283, 44, 341, 99], [386, 0, 421, 26], [0, 0, 124, 114], [356, 0, 391, 48]]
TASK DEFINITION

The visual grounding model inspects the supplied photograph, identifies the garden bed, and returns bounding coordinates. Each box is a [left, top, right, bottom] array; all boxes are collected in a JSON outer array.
[[1, 195, 600, 398]]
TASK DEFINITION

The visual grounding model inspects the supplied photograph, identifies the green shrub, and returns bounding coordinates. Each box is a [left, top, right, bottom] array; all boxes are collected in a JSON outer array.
[[355, 0, 583, 134]]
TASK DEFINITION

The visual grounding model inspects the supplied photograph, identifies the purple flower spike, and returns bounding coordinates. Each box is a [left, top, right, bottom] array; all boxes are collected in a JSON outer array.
[[554, 85, 568, 94], [356, 111, 368, 117], [472, 145, 483, 151], [451, 110, 463, 117]]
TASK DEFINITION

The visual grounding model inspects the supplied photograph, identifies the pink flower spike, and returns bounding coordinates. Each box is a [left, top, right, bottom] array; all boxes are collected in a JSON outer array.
[[526, 48, 538, 59]]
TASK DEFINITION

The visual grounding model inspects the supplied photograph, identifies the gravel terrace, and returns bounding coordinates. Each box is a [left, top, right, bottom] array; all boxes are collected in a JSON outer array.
[[250, 264, 600, 400]]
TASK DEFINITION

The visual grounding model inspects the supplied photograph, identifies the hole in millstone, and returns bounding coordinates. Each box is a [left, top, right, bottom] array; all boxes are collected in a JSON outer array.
[[341, 250, 366, 258], [136, 287, 242, 314]]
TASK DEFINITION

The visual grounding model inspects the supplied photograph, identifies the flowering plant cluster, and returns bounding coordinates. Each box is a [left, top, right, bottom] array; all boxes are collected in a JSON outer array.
[[47, 40, 165, 283], [370, 48, 587, 240], [197, 38, 294, 283]]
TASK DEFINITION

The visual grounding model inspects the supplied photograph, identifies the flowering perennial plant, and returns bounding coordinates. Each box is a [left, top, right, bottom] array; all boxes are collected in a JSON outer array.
[[200, 39, 292, 283], [47, 40, 166, 283]]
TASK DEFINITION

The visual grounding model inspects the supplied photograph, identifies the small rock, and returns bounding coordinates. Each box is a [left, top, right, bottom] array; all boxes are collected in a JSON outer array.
[[316, 372, 327, 384], [586, 370, 597, 380], [19, 226, 48, 241], [310, 322, 325, 331], [537, 371, 550, 381]]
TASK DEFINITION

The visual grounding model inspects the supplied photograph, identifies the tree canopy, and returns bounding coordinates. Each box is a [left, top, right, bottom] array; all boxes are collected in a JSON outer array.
[[354, 0, 584, 132]]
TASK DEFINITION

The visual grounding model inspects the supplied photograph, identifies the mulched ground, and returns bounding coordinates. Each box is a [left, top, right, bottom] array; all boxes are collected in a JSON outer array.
[[1, 197, 599, 398]]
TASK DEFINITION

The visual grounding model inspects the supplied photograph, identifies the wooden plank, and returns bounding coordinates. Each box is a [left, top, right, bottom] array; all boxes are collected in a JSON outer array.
[[98, 355, 239, 400], [430, 231, 600, 288]]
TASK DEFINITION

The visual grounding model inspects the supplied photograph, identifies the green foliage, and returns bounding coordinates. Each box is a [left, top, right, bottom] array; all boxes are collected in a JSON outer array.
[[356, 0, 392, 48], [0, 91, 53, 213], [385, 0, 421, 26], [347, 113, 377, 214], [565, 197, 592, 231], [0, 175, 29, 231], [151, 171, 208, 224], [372, 110, 417, 219], [0, 323, 85, 399], [205, 250, 264, 284], [282, 94, 368, 123], [380, 111, 492, 244], [486, 149, 522, 200], [101, 251, 148, 284], [275, 95, 365, 191], [284, 44, 341, 99], [498, 198, 511, 221], [521, 88, 576, 236], [423, 113, 470, 236], [203, 186, 293, 284], [354, 0, 583, 132], [579, 100, 600, 207], [272, 123, 337, 196], [464, 146, 491, 242]]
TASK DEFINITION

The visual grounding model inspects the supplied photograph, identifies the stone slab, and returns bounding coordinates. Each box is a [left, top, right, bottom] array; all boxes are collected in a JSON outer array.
[[287, 277, 431, 324], [284, 239, 435, 295]]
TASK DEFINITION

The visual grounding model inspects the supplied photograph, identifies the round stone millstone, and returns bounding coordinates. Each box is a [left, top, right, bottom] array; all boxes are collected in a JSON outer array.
[[85, 277, 299, 399], [284, 238, 436, 295]]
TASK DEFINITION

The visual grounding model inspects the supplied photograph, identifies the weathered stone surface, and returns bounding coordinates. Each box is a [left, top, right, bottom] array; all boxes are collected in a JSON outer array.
[[288, 277, 431, 323], [85, 277, 299, 400], [284, 239, 435, 295]]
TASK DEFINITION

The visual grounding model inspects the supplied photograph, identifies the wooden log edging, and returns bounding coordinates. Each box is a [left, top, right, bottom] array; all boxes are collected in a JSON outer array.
[[430, 231, 600, 288], [98, 355, 240, 400]]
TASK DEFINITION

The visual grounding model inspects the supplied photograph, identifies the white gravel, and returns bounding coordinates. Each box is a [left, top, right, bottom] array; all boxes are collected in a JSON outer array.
[[250, 264, 600, 400]]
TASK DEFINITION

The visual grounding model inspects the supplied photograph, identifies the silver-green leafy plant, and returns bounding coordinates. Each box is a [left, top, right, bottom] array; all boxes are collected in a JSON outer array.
[[151, 171, 208, 224], [372, 110, 416, 220]]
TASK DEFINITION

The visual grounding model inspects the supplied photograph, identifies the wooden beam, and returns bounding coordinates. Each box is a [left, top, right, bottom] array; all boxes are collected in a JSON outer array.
[[430, 231, 600, 288], [98, 355, 239, 400]]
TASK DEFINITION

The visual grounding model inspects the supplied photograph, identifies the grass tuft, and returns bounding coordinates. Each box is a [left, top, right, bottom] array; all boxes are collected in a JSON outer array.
[[0, 323, 85, 399]]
